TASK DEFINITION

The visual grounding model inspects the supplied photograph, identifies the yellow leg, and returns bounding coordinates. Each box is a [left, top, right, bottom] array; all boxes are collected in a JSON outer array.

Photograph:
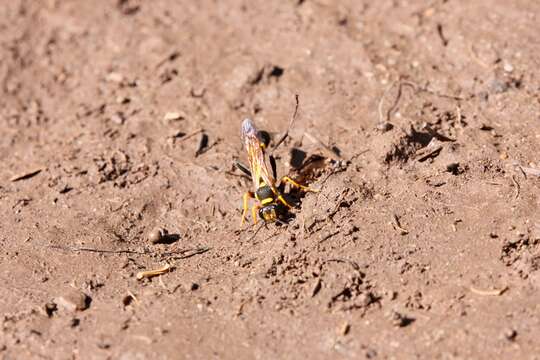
[[277, 194, 293, 208], [280, 176, 319, 192], [241, 191, 254, 226], [252, 204, 260, 224]]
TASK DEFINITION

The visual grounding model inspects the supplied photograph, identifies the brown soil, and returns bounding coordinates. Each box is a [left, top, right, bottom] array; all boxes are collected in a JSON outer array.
[[1, 1, 539, 359]]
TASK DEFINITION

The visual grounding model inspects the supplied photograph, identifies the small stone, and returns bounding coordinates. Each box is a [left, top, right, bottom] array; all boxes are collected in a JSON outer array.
[[503, 63, 514, 73], [44, 302, 57, 317], [503, 328, 517, 341], [387, 310, 414, 327], [106, 72, 124, 83], [116, 96, 130, 104], [110, 112, 125, 125], [376, 121, 393, 132], [56, 290, 90, 312], [148, 228, 167, 244], [163, 111, 185, 122]]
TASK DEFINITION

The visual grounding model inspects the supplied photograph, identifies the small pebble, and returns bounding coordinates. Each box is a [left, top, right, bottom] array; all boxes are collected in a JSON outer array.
[[503, 328, 517, 341], [44, 302, 57, 317], [56, 290, 90, 312], [163, 111, 185, 122], [106, 72, 124, 83], [376, 121, 393, 132], [110, 113, 125, 125], [503, 63, 514, 73], [387, 310, 414, 327], [116, 96, 130, 104], [148, 228, 167, 244]]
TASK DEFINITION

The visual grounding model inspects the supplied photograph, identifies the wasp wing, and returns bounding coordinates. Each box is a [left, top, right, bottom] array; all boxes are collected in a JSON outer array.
[[241, 118, 277, 193]]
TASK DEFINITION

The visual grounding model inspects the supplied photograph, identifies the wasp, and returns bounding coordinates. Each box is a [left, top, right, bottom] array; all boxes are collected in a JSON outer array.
[[237, 99, 317, 226]]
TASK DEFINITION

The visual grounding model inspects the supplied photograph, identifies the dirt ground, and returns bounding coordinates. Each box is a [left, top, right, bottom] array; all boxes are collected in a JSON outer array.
[[1, 0, 539, 359]]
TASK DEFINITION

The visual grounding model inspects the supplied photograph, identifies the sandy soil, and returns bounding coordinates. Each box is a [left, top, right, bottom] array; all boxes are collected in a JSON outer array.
[[1, 0, 540, 359]]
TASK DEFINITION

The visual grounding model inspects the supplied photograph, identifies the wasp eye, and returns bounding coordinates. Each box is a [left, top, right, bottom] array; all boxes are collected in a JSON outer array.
[[259, 205, 277, 222], [257, 130, 271, 149]]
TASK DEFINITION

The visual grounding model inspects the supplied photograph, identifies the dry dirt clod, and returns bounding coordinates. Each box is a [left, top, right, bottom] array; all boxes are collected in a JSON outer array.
[[56, 290, 91, 312]]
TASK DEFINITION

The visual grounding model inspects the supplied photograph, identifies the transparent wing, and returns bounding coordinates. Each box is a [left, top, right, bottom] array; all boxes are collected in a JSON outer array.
[[241, 118, 276, 192]]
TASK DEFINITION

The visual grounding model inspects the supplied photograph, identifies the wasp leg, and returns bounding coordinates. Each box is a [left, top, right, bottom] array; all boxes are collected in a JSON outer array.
[[277, 194, 294, 209], [280, 176, 319, 192], [252, 203, 261, 224], [234, 161, 252, 178], [241, 191, 255, 226]]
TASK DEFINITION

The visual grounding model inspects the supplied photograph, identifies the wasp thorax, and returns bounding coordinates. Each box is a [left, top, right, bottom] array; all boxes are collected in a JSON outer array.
[[255, 185, 274, 202]]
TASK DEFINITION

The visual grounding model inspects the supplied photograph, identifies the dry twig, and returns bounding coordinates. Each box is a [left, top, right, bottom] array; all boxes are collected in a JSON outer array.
[[470, 286, 508, 296], [511, 175, 520, 199], [10, 168, 43, 182], [136, 264, 172, 280]]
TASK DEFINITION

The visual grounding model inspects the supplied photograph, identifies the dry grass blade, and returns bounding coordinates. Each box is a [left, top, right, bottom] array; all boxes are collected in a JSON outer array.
[[136, 264, 172, 280]]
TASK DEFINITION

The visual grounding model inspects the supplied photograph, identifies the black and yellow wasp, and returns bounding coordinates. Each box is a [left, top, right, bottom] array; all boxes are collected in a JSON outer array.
[[236, 100, 317, 226]]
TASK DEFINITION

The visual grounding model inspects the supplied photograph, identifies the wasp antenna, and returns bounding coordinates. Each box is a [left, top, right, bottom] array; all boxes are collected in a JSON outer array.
[[247, 222, 265, 242], [271, 94, 300, 155]]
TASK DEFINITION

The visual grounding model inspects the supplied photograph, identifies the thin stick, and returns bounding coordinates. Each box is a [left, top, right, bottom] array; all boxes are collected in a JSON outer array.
[[456, 105, 463, 128], [401, 80, 464, 101], [47, 245, 148, 255], [126, 290, 139, 305], [247, 222, 265, 242], [468, 43, 489, 68], [270, 94, 299, 155], [48, 244, 211, 258], [319, 230, 339, 244], [520, 166, 540, 177], [165, 247, 210, 259], [177, 128, 204, 143], [511, 175, 520, 199], [304, 132, 342, 159], [10, 168, 43, 182], [378, 80, 402, 124], [392, 214, 409, 235], [378, 81, 396, 124]]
